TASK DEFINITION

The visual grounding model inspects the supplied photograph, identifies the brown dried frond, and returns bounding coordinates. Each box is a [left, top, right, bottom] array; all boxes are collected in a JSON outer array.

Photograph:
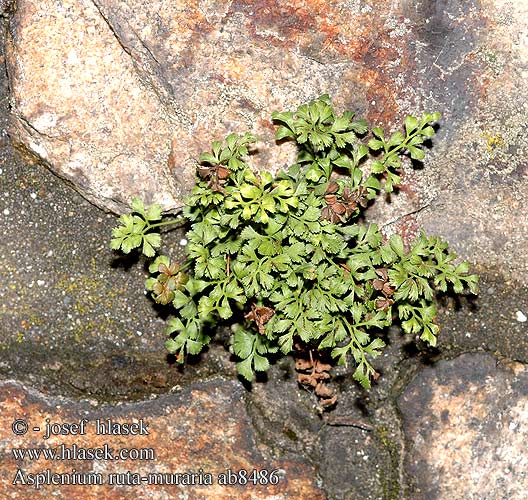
[[321, 184, 368, 223], [293, 346, 338, 410], [245, 304, 275, 334], [197, 165, 231, 192]]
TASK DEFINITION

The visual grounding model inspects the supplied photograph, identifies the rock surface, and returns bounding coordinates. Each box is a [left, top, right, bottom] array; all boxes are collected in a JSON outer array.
[[1, 34, 405, 500], [0, 379, 326, 499], [6, 1, 528, 282], [398, 352, 528, 500], [2, 2, 528, 500], [6, 0, 182, 213]]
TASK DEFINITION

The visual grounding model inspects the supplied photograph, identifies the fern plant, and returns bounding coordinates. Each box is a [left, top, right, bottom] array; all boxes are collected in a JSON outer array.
[[111, 95, 477, 390]]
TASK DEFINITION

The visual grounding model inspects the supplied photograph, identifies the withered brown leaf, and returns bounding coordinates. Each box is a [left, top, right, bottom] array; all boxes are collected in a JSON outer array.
[[245, 304, 275, 334], [315, 382, 335, 398], [375, 297, 394, 312]]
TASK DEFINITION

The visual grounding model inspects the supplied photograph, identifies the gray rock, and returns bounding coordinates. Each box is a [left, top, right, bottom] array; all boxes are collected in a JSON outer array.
[[0, 0, 13, 17]]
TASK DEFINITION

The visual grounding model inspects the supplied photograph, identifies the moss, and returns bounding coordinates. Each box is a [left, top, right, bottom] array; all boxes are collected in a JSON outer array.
[[375, 425, 402, 500]]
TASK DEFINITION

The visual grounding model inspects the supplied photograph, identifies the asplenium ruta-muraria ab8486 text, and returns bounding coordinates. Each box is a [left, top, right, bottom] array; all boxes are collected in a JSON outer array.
[[111, 95, 478, 400]]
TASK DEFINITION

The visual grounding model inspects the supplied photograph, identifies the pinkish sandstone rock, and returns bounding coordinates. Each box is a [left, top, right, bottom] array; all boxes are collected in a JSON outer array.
[[0, 0, 476, 212], [6, 0, 183, 213], [5, 0, 528, 278], [0, 379, 325, 499], [398, 353, 528, 500]]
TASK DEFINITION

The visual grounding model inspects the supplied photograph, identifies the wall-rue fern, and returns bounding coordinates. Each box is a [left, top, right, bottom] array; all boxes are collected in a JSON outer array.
[[111, 95, 478, 392]]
